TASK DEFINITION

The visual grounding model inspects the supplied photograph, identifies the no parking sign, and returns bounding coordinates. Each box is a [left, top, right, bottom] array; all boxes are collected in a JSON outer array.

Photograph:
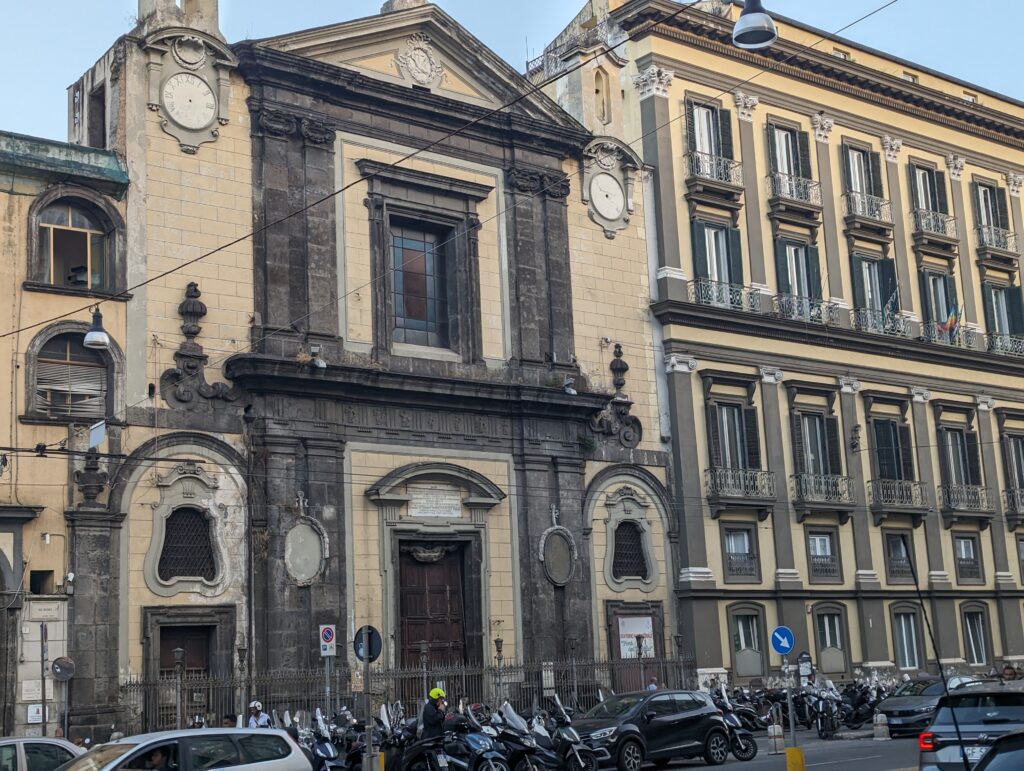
[[320, 624, 337, 657]]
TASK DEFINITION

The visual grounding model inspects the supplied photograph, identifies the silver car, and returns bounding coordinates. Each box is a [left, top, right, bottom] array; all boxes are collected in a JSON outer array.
[[56, 729, 310, 771], [0, 738, 83, 771]]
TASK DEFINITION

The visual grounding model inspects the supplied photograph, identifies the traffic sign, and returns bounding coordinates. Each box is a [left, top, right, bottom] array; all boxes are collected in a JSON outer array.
[[353, 625, 383, 663], [797, 651, 813, 677], [320, 624, 337, 657], [770, 625, 795, 656]]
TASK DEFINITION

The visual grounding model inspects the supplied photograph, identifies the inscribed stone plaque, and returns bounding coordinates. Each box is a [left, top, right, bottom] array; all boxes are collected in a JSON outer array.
[[21, 679, 54, 701], [407, 483, 462, 518], [28, 602, 62, 621]]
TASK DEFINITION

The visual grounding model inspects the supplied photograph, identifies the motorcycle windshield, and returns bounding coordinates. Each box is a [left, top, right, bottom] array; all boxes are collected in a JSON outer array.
[[499, 703, 529, 734], [552, 694, 569, 721]]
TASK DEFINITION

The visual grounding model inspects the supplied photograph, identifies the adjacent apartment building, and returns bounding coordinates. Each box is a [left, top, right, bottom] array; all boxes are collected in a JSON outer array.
[[536, 0, 1024, 681]]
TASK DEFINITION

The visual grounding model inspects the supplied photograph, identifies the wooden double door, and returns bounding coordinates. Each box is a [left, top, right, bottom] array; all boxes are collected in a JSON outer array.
[[399, 544, 469, 667]]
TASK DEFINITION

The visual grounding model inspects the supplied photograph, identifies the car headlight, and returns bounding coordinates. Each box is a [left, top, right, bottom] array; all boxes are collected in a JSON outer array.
[[914, 705, 936, 714], [589, 727, 616, 741]]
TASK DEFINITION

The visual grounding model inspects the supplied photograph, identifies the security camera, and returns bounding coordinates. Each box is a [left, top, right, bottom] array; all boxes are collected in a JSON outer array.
[[66, 572, 75, 583]]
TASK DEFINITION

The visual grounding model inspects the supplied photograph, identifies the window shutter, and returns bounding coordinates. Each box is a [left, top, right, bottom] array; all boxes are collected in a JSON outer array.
[[743, 407, 761, 469], [982, 282, 997, 333], [807, 246, 822, 300], [997, 187, 1011, 230], [774, 240, 790, 294], [797, 131, 812, 179], [945, 273, 959, 312], [936, 170, 949, 214], [850, 256, 867, 309], [707, 404, 723, 467], [937, 428, 951, 484], [690, 220, 709, 279], [880, 259, 899, 309], [898, 424, 915, 481], [719, 108, 734, 160], [791, 412, 806, 473], [825, 415, 843, 475], [870, 419, 885, 478], [1009, 286, 1024, 336], [766, 124, 778, 173], [685, 99, 696, 152], [907, 165, 920, 209], [966, 430, 982, 486], [840, 145, 851, 192], [1002, 434, 1015, 492], [727, 227, 743, 285], [35, 361, 106, 418], [969, 182, 981, 227], [919, 271, 934, 323], [869, 151, 884, 197]]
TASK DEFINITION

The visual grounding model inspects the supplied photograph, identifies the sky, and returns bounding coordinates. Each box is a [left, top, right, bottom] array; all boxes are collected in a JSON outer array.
[[0, 0, 1020, 142]]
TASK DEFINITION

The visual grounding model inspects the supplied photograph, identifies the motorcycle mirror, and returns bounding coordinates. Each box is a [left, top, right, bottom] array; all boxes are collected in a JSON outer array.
[[284, 710, 292, 728]]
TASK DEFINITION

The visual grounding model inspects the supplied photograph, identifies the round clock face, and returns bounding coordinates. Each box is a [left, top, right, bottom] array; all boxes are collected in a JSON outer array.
[[162, 73, 217, 130], [590, 172, 625, 221]]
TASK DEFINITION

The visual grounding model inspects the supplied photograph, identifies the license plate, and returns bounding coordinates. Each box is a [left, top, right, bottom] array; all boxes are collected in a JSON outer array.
[[965, 746, 987, 763], [437, 755, 449, 768]]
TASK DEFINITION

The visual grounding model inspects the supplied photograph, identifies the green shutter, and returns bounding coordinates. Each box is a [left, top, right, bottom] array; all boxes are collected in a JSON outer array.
[[869, 152, 884, 197], [898, 424, 915, 481], [691, 220, 709, 279], [840, 145, 852, 192], [969, 182, 981, 227], [879, 259, 899, 309], [997, 187, 1011, 230], [807, 245, 822, 300], [945, 273, 959, 311], [719, 108, 734, 160], [707, 404, 722, 467], [825, 415, 842, 475], [774, 240, 790, 294], [982, 282, 997, 333], [908, 165, 920, 209], [685, 99, 696, 152], [797, 131, 812, 179], [919, 271, 934, 323], [727, 227, 743, 285], [850, 255, 866, 309], [743, 407, 761, 469], [936, 170, 949, 214], [791, 412, 806, 473], [1010, 286, 1024, 336], [767, 124, 778, 173], [966, 431, 983, 486]]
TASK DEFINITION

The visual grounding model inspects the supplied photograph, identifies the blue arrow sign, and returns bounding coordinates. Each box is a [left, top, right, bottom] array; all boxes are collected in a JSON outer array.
[[770, 625, 795, 655]]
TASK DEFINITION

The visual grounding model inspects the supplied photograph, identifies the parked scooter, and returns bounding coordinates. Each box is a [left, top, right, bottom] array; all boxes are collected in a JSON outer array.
[[443, 700, 510, 771], [527, 695, 597, 771], [812, 683, 843, 740], [709, 690, 758, 761], [487, 702, 539, 771], [379, 702, 452, 771]]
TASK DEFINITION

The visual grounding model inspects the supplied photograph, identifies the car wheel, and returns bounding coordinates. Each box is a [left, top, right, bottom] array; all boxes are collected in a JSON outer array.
[[616, 740, 644, 771], [703, 733, 729, 766]]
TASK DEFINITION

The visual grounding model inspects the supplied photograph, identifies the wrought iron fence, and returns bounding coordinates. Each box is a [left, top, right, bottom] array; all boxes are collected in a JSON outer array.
[[118, 656, 698, 736], [525, 18, 621, 78], [987, 333, 1024, 357], [868, 479, 926, 508], [912, 209, 958, 239], [922, 321, 976, 348], [689, 279, 761, 313], [773, 294, 840, 325], [686, 151, 743, 186], [843, 192, 893, 223], [977, 225, 1019, 253], [851, 308, 907, 337], [705, 467, 776, 499], [938, 484, 992, 511], [767, 172, 822, 205], [792, 473, 855, 504]]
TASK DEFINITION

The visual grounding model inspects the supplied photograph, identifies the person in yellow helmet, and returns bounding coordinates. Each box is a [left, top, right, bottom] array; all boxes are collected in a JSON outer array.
[[422, 687, 447, 739]]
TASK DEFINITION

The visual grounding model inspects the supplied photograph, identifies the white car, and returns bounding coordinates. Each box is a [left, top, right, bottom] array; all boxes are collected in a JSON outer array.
[[0, 737, 83, 771], [56, 729, 310, 771]]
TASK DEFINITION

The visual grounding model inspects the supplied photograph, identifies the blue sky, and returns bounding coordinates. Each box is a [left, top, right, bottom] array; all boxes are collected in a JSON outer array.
[[1, 1, 1019, 142]]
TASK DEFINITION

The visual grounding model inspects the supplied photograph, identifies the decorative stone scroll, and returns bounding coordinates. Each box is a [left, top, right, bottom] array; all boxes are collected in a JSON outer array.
[[590, 344, 643, 449]]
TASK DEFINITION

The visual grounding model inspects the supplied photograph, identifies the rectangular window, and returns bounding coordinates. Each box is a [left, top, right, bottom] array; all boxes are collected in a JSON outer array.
[[1009, 436, 1024, 488], [801, 413, 828, 476], [873, 419, 903, 480], [391, 224, 449, 348], [787, 243, 811, 298], [808, 532, 833, 556], [902, 72, 919, 83], [832, 48, 851, 60], [885, 532, 914, 581], [773, 126, 797, 176], [942, 428, 970, 486], [817, 613, 842, 649], [964, 611, 987, 665], [705, 225, 731, 286], [717, 404, 746, 469], [724, 527, 758, 579], [860, 258, 882, 312], [808, 531, 839, 581], [734, 615, 759, 652], [963, 92, 978, 104], [928, 273, 951, 323], [990, 286, 1011, 335], [847, 148, 869, 194], [978, 184, 997, 228], [693, 105, 719, 156], [954, 534, 982, 582], [894, 612, 920, 669], [915, 166, 936, 211]]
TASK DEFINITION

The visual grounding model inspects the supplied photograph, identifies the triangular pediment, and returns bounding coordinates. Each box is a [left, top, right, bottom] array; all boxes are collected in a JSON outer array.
[[257, 4, 582, 129]]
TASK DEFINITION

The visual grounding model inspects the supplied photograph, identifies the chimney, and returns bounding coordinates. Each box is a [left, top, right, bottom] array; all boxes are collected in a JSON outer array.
[[381, 0, 428, 13], [182, 0, 223, 39], [137, 0, 184, 31]]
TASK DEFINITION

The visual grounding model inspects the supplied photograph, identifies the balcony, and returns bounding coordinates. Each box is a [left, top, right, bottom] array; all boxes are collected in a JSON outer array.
[[987, 333, 1024, 358], [684, 152, 744, 211], [725, 552, 760, 579], [689, 279, 762, 313], [955, 556, 982, 581], [851, 308, 908, 338], [938, 484, 994, 528], [809, 553, 840, 580], [868, 479, 929, 526], [922, 321, 977, 349], [705, 467, 777, 521], [792, 473, 856, 522], [1004, 488, 1024, 530], [911, 209, 959, 255], [773, 294, 840, 325], [887, 555, 915, 581], [766, 172, 823, 228], [843, 192, 894, 241], [977, 225, 1019, 261]]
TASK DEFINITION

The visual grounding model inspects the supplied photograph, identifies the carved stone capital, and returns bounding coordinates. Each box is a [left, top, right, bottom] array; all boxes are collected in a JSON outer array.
[[300, 118, 334, 146], [632, 65, 674, 100], [664, 354, 697, 374], [258, 108, 297, 138], [882, 135, 902, 163], [839, 376, 861, 394], [733, 91, 759, 123], [1006, 172, 1024, 198], [507, 167, 544, 194], [811, 113, 835, 143], [945, 153, 966, 182], [760, 366, 784, 385], [977, 395, 995, 412], [543, 172, 571, 200], [911, 386, 931, 403]]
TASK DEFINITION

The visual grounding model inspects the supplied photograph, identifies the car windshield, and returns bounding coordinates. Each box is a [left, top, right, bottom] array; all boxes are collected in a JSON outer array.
[[583, 695, 644, 719], [934, 695, 1024, 726], [893, 681, 941, 696], [57, 744, 138, 771]]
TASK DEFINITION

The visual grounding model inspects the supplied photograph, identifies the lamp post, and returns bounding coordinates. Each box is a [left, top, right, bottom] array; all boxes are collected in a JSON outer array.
[[83, 306, 111, 350], [732, 0, 778, 50], [419, 641, 429, 700], [494, 637, 504, 701], [173, 647, 186, 730]]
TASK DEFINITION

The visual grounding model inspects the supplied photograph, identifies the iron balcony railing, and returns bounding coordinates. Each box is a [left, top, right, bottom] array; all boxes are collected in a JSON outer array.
[[843, 191, 894, 224], [726, 552, 759, 578], [956, 557, 982, 580], [1005, 488, 1024, 516], [977, 225, 1019, 253], [689, 279, 762, 313], [887, 555, 915, 580], [987, 333, 1024, 357], [525, 17, 620, 78], [686, 151, 744, 187], [773, 294, 840, 325], [938, 484, 992, 511], [851, 308, 908, 337], [767, 172, 822, 206], [923, 321, 976, 348], [912, 209, 958, 239], [869, 479, 927, 508], [809, 554, 840, 578], [793, 473, 856, 504], [706, 467, 777, 499]]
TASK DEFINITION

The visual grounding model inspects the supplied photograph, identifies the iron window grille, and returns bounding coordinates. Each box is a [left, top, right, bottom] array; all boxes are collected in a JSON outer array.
[[158, 507, 216, 581], [611, 521, 650, 580]]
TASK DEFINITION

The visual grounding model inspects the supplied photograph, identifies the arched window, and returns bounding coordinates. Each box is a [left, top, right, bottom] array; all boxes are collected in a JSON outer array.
[[36, 201, 112, 290], [727, 602, 766, 678], [35, 333, 107, 419], [595, 67, 612, 125], [158, 507, 216, 581], [612, 521, 649, 580]]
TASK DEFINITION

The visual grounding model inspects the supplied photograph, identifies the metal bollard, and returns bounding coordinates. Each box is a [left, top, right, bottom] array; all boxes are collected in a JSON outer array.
[[873, 712, 891, 741], [768, 723, 785, 754]]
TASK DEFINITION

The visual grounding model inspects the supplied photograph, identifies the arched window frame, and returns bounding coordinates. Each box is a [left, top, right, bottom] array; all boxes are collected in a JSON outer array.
[[157, 505, 218, 582], [23, 321, 123, 424], [890, 601, 927, 672], [26, 185, 126, 298], [594, 67, 612, 126], [959, 600, 994, 668], [601, 485, 660, 592], [811, 601, 851, 676], [726, 601, 767, 679]]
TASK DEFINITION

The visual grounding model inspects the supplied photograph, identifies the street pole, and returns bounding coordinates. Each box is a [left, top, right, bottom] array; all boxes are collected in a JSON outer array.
[[363, 626, 373, 771], [784, 656, 797, 748], [325, 655, 332, 718], [40, 623, 48, 736]]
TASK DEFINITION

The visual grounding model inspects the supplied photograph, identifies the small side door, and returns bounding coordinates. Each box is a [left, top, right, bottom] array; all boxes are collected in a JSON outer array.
[[23, 743, 77, 771], [638, 694, 680, 758]]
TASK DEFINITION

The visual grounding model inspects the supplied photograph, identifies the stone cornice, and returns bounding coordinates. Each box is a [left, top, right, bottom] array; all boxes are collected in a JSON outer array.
[[614, 0, 1024, 152]]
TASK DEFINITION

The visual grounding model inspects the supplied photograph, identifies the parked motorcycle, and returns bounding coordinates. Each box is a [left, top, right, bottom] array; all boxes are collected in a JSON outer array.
[[527, 695, 597, 771], [441, 699, 510, 771], [483, 702, 539, 771], [379, 702, 452, 771], [710, 690, 758, 761], [812, 684, 842, 740]]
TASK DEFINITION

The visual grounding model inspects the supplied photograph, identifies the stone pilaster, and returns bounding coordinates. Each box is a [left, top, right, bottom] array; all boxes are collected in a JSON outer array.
[[946, 153, 979, 327], [812, 114, 846, 313], [735, 92, 767, 290], [882, 136, 919, 334]]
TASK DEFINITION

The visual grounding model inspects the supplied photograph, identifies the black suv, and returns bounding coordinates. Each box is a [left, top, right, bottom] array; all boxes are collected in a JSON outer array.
[[918, 685, 1024, 770], [574, 691, 731, 769]]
